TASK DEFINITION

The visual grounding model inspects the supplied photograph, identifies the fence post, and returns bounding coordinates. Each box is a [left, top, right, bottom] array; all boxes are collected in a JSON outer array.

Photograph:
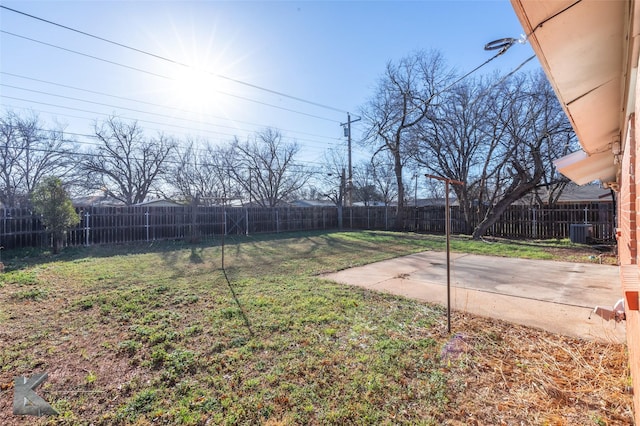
[[276, 210, 280, 233], [145, 208, 150, 242], [532, 207, 537, 239], [385, 206, 388, 230], [85, 210, 90, 246], [224, 210, 228, 235], [245, 208, 249, 236]]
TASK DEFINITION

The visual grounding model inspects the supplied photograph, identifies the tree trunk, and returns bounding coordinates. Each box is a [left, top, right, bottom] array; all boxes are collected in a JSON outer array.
[[393, 154, 405, 230], [52, 231, 64, 254], [472, 184, 538, 239]]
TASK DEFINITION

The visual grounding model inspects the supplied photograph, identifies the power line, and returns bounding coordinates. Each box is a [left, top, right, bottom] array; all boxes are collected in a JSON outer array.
[[0, 72, 343, 141], [0, 30, 168, 80], [0, 5, 349, 114], [1, 84, 342, 147], [1, 104, 347, 167], [2, 95, 344, 153], [0, 129, 335, 171], [373, 37, 534, 132], [2, 95, 243, 140], [0, 31, 340, 124]]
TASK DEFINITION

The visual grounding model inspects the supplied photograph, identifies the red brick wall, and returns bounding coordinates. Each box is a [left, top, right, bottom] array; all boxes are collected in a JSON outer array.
[[621, 110, 640, 422], [620, 116, 636, 264]]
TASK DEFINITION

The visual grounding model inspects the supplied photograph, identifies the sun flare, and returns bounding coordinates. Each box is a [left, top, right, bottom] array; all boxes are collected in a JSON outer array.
[[171, 66, 221, 110]]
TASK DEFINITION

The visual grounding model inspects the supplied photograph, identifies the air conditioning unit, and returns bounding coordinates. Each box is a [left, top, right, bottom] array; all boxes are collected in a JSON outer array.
[[570, 224, 593, 244]]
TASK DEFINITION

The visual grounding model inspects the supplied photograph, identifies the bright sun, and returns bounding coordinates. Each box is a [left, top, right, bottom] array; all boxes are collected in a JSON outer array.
[[172, 66, 221, 110]]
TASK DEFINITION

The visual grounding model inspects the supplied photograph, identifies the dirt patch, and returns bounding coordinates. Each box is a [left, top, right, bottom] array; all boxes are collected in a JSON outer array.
[[544, 245, 618, 265]]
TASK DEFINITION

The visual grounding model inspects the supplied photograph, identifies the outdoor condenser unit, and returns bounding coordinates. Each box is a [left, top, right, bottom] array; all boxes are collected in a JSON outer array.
[[569, 223, 593, 244]]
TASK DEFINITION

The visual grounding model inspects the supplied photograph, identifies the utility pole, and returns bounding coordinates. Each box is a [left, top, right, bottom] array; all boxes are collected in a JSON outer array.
[[341, 113, 361, 207]]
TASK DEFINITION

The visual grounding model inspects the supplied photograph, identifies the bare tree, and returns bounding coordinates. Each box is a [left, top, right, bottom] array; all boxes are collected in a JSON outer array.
[[167, 139, 241, 205], [82, 117, 175, 205], [469, 72, 575, 238], [229, 128, 309, 207], [317, 149, 347, 206], [360, 50, 455, 229], [530, 128, 577, 206], [353, 160, 384, 206], [413, 77, 495, 232], [369, 154, 398, 206], [414, 71, 575, 238], [0, 111, 76, 207]]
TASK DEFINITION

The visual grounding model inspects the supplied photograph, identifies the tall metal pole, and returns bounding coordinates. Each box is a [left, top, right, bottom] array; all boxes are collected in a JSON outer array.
[[445, 180, 451, 333], [425, 174, 464, 334], [347, 113, 352, 208], [414, 173, 419, 232]]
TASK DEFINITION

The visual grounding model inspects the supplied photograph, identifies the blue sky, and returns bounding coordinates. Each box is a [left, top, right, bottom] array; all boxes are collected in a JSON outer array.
[[0, 1, 537, 168]]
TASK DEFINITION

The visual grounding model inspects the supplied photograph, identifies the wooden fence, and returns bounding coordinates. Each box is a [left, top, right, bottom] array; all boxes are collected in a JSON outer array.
[[0, 202, 615, 251]]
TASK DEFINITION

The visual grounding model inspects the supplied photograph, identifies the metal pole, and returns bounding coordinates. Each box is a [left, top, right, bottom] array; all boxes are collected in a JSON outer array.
[[85, 210, 90, 246], [425, 174, 464, 334], [145, 208, 149, 242], [445, 180, 451, 334], [414, 173, 419, 232], [347, 113, 352, 207]]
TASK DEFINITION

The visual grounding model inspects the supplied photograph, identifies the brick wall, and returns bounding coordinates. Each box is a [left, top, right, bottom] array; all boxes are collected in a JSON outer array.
[[621, 82, 640, 422]]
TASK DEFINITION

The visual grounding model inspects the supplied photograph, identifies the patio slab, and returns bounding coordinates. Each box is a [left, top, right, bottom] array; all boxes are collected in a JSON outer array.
[[322, 252, 626, 343]]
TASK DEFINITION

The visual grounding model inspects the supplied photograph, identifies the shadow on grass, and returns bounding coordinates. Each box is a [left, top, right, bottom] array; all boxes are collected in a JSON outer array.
[[189, 247, 204, 264], [0, 230, 346, 271]]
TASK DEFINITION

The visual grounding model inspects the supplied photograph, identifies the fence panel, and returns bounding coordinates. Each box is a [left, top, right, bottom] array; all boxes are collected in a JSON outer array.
[[0, 202, 616, 251]]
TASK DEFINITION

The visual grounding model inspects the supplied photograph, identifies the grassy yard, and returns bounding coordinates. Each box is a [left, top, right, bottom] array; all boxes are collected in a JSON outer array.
[[0, 231, 631, 425]]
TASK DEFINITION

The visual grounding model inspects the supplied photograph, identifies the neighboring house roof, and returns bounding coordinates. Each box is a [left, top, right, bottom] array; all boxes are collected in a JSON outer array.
[[290, 200, 335, 207], [134, 199, 185, 207], [412, 198, 458, 207], [547, 184, 613, 204], [517, 183, 613, 205], [352, 201, 388, 207], [510, 0, 633, 187], [72, 195, 125, 207]]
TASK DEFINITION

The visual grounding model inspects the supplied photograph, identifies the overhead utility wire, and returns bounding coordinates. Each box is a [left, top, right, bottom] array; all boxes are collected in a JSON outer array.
[[399, 1, 580, 125], [0, 30, 166, 79], [1, 72, 341, 143], [3, 97, 343, 156], [483, 0, 582, 53], [3, 103, 341, 165], [0, 5, 349, 115], [1, 84, 341, 147], [0, 31, 338, 124], [0, 138, 331, 173], [385, 41, 521, 130], [2, 95, 254, 141]]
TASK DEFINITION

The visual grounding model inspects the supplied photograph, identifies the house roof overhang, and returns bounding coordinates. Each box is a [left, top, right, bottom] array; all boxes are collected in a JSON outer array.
[[510, 0, 640, 187]]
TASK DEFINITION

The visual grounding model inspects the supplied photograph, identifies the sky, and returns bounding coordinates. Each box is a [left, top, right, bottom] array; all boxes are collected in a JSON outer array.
[[0, 0, 538, 170]]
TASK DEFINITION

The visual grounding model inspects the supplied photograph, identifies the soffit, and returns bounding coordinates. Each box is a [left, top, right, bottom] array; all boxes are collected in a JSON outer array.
[[511, 0, 627, 156], [510, 0, 632, 183]]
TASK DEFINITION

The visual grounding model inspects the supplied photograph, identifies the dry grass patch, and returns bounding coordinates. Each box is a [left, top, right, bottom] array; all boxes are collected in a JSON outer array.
[[442, 314, 631, 425]]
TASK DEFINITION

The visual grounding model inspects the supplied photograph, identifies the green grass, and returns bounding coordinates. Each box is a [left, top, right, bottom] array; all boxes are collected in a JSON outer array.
[[0, 231, 628, 425]]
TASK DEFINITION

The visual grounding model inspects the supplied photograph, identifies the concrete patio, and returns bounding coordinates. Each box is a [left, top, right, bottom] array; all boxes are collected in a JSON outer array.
[[323, 252, 625, 343]]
